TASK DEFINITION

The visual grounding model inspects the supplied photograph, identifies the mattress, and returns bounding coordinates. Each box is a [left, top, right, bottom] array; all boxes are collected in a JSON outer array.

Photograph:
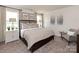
[[21, 28, 54, 49]]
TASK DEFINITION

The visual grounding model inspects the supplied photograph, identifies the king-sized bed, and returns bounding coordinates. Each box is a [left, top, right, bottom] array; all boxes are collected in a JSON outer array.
[[19, 20, 54, 52]]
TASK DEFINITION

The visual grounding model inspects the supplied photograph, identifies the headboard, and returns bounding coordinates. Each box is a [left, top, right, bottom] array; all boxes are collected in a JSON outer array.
[[19, 20, 38, 38], [20, 20, 38, 29]]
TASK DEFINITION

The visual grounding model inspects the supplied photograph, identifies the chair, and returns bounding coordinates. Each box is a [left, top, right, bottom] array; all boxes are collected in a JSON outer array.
[[61, 29, 77, 45]]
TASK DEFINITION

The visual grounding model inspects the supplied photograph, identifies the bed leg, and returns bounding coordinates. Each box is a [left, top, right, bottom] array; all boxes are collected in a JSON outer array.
[[28, 49, 33, 53], [52, 35, 54, 40]]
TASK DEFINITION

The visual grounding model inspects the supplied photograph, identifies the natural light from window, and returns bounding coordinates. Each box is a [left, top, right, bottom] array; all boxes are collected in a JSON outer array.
[[6, 9, 19, 31]]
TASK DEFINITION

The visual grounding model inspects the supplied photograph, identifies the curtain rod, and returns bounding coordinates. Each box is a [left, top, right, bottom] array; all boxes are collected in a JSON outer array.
[[0, 5, 22, 11]]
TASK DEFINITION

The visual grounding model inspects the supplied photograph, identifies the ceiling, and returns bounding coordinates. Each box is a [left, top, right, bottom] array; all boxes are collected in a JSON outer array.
[[5, 5, 72, 12]]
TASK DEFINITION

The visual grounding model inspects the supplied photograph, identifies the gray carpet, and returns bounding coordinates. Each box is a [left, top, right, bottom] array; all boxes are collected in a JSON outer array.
[[0, 36, 76, 53]]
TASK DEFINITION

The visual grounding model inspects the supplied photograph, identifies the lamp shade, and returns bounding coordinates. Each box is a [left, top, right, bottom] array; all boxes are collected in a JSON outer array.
[[9, 18, 16, 22]]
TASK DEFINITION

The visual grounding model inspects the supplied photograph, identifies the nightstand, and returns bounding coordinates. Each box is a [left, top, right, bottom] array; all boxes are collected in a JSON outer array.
[[5, 30, 19, 43]]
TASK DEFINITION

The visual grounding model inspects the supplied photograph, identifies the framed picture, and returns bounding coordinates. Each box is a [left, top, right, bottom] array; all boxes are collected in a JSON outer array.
[[57, 15, 63, 25], [50, 16, 55, 24]]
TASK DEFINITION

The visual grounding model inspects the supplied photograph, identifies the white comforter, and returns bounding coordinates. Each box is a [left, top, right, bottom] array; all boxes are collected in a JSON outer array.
[[21, 28, 54, 49]]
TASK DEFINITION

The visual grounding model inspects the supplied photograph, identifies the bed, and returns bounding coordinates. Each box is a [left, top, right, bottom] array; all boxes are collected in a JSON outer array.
[[19, 20, 54, 52]]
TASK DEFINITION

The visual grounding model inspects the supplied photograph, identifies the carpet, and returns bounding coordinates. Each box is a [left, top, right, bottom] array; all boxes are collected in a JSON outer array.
[[0, 36, 76, 53]]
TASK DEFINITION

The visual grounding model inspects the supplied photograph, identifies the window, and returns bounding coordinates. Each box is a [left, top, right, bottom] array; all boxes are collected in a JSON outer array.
[[6, 8, 19, 31], [37, 14, 43, 28]]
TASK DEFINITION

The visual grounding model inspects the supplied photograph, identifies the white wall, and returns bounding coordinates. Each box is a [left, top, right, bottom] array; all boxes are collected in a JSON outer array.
[[0, 6, 6, 42], [43, 6, 79, 36], [0, 7, 3, 42]]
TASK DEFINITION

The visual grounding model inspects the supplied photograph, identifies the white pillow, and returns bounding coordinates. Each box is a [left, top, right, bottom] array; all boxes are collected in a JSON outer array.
[[21, 23, 38, 29], [67, 31, 75, 35]]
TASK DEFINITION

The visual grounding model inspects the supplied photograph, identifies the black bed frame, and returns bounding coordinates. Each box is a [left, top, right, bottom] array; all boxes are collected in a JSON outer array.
[[20, 35, 54, 52], [19, 20, 54, 53]]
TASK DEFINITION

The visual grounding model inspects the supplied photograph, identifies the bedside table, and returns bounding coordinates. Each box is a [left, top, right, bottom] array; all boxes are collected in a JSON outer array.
[[5, 30, 19, 43]]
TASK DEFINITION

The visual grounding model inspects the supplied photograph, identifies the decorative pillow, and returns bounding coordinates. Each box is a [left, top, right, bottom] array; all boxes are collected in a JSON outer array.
[[67, 31, 75, 35]]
